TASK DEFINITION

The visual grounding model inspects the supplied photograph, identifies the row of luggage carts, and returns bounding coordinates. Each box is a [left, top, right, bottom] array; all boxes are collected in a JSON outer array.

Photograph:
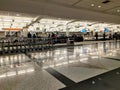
[[0, 37, 54, 55]]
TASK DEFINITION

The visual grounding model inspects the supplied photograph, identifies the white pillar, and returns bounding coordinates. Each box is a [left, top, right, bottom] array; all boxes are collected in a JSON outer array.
[[66, 27, 69, 36], [22, 28, 28, 37]]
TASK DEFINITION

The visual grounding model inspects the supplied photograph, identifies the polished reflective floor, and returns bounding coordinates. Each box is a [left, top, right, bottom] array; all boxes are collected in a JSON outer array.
[[0, 41, 120, 90]]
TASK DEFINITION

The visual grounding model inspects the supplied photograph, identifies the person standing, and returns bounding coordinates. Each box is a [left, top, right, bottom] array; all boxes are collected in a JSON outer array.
[[103, 32, 106, 40], [95, 32, 98, 40]]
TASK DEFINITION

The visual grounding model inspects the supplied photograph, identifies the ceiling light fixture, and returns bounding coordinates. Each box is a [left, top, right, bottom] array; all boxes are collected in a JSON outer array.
[[91, 4, 95, 7], [98, 6, 101, 8], [117, 9, 120, 12], [3, 19, 12, 22], [16, 14, 20, 16]]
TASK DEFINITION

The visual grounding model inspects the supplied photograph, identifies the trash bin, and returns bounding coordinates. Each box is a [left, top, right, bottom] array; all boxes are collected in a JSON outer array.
[[67, 37, 74, 45]]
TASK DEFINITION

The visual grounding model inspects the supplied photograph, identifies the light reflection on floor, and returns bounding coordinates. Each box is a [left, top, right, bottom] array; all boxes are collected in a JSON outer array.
[[0, 41, 119, 90], [0, 41, 119, 69], [28, 41, 120, 69]]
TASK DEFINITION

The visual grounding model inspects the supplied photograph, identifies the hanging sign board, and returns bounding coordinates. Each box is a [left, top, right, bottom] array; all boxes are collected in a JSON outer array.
[[2, 28, 22, 31]]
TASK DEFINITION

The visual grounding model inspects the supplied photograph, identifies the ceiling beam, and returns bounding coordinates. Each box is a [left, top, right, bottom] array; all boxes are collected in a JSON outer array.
[[103, 5, 120, 12], [66, 19, 77, 25], [25, 16, 43, 28], [72, 0, 83, 6]]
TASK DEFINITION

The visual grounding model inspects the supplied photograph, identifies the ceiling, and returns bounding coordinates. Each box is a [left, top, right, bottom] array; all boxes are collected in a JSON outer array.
[[0, 0, 120, 32], [51, 0, 120, 16], [0, 0, 120, 24]]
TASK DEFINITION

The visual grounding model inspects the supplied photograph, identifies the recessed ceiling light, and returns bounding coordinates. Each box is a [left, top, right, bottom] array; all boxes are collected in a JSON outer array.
[[58, 18, 61, 20], [117, 9, 120, 12], [98, 6, 101, 8], [91, 4, 95, 7], [16, 14, 20, 16]]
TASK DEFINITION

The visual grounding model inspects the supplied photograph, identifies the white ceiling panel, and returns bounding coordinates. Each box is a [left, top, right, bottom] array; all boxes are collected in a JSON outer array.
[[29, 18, 120, 32], [0, 15, 34, 29]]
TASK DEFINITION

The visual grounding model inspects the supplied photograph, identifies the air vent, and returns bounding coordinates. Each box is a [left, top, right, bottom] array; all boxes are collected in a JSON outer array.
[[102, 0, 110, 4]]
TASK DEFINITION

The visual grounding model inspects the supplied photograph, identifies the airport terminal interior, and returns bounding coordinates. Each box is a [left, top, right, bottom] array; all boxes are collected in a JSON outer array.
[[0, 0, 120, 90]]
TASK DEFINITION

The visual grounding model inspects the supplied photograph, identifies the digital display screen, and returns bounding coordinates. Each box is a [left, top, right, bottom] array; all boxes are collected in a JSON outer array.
[[104, 28, 109, 32], [81, 29, 87, 33]]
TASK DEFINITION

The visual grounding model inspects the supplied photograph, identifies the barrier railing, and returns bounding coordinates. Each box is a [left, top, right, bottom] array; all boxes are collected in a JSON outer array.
[[0, 37, 54, 55]]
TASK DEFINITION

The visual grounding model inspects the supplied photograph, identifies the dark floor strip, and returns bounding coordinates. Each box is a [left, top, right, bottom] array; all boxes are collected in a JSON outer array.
[[45, 68, 76, 86], [24, 52, 32, 58], [105, 57, 120, 61], [60, 67, 120, 90]]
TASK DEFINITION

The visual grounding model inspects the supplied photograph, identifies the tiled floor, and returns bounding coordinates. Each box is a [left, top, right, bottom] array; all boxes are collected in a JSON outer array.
[[0, 41, 120, 90]]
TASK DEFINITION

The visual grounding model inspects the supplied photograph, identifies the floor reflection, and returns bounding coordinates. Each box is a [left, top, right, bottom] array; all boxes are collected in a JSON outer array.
[[0, 41, 120, 74], [28, 41, 120, 69], [0, 54, 34, 79], [0, 67, 34, 79], [0, 54, 30, 67]]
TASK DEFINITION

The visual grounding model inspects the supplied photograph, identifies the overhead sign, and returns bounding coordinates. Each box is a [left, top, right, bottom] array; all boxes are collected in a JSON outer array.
[[104, 28, 109, 32], [81, 29, 87, 33], [2, 28, 22, 31]]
